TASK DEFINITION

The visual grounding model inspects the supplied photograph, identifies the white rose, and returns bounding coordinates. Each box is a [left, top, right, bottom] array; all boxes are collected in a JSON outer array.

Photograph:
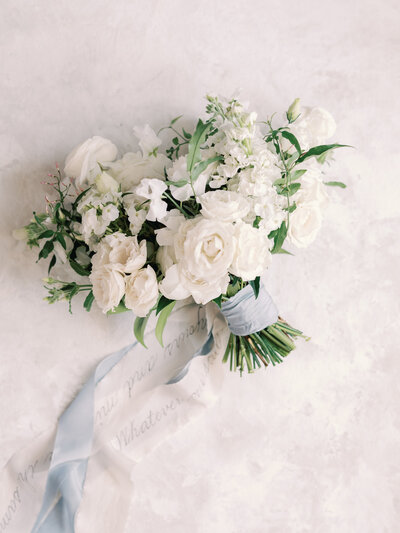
[[90, 265, 125, 313], [133, 124, 162, 156], [125, 266, 159, 317], [64, 136, 118, 187], [287, 205, 322, 248], [95, 171, 119, 194], [181, 217, 235, 280], [109, 151, 170, 192], [167, 155, 209, 201], [91, 233, 147, 274], [229, 222, 271, 281], [159, 264, 228, 305], [199, 190, 250, 223], [156, 245, 176, 274]]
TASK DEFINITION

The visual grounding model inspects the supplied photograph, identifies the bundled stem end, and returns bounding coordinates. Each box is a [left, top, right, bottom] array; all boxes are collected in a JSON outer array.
[[222, 318, 308, 375]]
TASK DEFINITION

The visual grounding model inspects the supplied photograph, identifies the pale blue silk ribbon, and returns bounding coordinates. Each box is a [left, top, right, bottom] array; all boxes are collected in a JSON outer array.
[[30, 284, 277, 533], [30, 330, 214, 533]]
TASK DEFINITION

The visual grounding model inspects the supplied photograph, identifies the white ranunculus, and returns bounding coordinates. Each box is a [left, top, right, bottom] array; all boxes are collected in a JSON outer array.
[[109, 151, 170, 192], [229, 222, 271, 281], [95, 171, 119, 194], [125, 266, 159, 317], [167, 155, 209, 201], [133, 125, 162, 157], [135, 178, 168, 222], [181, 217, 235, 281], [64, 136, 118, 188], [179, 266, 229, 305], [199, 190, 250, 223], [287, 205, 322, 248], [90, 265, 125, 314], [91, 233, 147, 274]]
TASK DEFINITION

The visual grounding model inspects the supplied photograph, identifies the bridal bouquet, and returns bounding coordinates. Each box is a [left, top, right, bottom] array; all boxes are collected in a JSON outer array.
[[16, 95, 347, 373]]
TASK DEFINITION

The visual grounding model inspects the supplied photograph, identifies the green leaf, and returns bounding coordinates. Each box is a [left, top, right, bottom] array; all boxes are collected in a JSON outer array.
[[213, 295, 222, 308], [281, 130, 301, 155], [170, 115, 183, 125], [271, 221, 287, 254], [56, 233, 66, 249], [249, 277, 260, 299], [297, 144, 350, 164], [187, 119, 212, 175], [290, 169, 307, 181], [191, 155, 223, 182], [72, 187, 91, 209], [69, 259, 90, 277], [172, 137, 179, 146], [83, 290, 95, 312], [155, 301, 176, 347], [156, 295, 175, 315], [324, 181, 347, 188], [48, 254, 56, 274], [107, 301, 129, 314], [133, 315, 151, 348], [38, 240, 54, 260], [165, 179, 188, 188], [182, 128, 192, 140], [286, 183, 301, 196], [276, 248, 293, 255], [38, 230, 54, 239], [253, 216, 261, 228]]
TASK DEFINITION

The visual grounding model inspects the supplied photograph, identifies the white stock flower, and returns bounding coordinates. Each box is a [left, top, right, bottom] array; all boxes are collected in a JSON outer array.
[[90, 265, 125, 314], [287, 204, 322, 248], [64, 136, 118, 187], [109, 151, 169, 192], [135, 178, 168, 222], [181, 217, 235, 280], [92, 233, 147, 274], [125, 203, 147, 235], [125, 266, 159, 317], [199, 190, 250, 223], [95, 171, 119, 194], [230, 222, 271, 281], [133, 125, 162, 156]]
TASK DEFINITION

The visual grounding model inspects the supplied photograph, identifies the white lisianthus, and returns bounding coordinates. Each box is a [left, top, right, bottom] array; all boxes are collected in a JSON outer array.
[[229, 222, 271, 281], [293, 169, 329, 207], [90, 265, 125, 314], [287, 205, 322, 248], [64, 136, 118, 187], [167, 156, 208, 201], [91, 233, 147, 274], [285, 106, 336, 152], [125, 266, 159, 317], [199, 190, 250, 222], [109, 151, 169, 192], [95, 171, 119, 194], [133, 124, 162, 157], [135, 178, 168, 222], [181, 217, 235, 280]]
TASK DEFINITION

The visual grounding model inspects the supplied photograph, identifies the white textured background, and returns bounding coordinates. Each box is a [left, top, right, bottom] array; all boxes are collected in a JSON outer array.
[[1, 1, 400, 531]]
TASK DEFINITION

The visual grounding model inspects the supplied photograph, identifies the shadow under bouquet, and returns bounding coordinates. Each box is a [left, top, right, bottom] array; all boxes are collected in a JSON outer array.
[[16, 94, 347, 373]]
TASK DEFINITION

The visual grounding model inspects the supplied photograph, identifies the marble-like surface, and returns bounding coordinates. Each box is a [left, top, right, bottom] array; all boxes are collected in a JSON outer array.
[[1, 1, 400, 531]]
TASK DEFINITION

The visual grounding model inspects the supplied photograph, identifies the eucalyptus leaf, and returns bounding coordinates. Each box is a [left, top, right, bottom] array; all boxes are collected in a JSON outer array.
[[155, 301, 176, 347], [290, 169, 307, 181]]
